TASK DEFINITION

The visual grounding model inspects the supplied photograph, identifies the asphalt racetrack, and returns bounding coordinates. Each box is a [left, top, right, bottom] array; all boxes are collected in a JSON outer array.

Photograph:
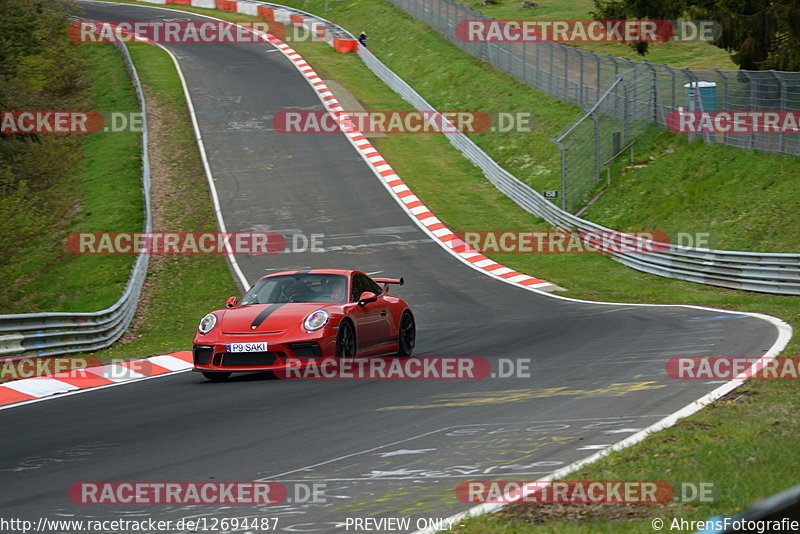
[[0, 3, 783, 532]]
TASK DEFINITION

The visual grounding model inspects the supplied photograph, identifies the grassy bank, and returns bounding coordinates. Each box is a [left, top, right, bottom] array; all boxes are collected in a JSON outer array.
[[1, 43, 142, 313], [1, 36, 237, 370]]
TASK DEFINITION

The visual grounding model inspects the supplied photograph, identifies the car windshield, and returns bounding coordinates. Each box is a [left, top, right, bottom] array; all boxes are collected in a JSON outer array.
[[240, 274, 348, 304]]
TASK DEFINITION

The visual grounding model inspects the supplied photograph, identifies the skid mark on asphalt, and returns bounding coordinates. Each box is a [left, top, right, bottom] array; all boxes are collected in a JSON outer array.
[[1, 443, 116, 473]]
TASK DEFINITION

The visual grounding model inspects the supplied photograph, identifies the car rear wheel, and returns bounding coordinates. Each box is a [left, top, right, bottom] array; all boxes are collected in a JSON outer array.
[[336, 321, 356, 358], [202, 371, 231, 381], [397, 311, 415, 357]]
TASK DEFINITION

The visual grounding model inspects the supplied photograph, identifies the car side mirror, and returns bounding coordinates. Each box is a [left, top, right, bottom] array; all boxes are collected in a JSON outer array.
[[225, 296, 238, 308], [358, 291, 378, 306]]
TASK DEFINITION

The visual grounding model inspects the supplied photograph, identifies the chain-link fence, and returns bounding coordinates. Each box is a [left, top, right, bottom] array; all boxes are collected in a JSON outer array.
[[552, 67, 655, 212], [386, 0, 800, 212]]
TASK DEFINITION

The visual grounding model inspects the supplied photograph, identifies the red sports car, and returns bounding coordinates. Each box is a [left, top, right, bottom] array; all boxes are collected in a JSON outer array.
[[192, 269, 416, 380]]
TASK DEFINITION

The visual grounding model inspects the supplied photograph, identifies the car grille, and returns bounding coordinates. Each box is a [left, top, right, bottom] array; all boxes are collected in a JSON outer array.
[[193, 346, 213, 366], [287, 342, 322, 359], [221, 352, 278, 367]]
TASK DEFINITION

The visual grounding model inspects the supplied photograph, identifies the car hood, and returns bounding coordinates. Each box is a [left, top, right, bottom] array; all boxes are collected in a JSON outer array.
[[219, 302, 338, 334]]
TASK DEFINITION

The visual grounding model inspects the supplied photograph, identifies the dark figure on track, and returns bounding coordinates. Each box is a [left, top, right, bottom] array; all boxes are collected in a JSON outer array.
[[358, 31, 367, 48]]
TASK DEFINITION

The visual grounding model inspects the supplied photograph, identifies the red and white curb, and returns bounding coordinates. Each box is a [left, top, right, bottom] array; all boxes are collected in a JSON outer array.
[[0, 352, 192, 409]]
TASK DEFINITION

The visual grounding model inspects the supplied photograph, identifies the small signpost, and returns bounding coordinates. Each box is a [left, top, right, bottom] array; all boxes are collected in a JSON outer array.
[[544, 190, 558, 199]]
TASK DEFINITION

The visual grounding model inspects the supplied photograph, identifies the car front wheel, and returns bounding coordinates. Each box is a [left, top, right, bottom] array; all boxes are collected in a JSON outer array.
[[336, 321, 356, 358]]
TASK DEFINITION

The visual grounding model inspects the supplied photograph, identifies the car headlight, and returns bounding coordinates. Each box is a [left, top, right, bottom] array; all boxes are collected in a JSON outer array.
[[198, 313, 217, 334], [303, 310, 329, 331]]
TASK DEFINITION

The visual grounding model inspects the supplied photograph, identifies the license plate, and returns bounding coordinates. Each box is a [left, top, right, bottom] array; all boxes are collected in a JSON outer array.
[[227, 341, 268, 353]]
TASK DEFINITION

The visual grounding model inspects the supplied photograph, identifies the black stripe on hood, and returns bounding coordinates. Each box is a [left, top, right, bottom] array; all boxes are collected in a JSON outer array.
[[250, 303, 285, 329]]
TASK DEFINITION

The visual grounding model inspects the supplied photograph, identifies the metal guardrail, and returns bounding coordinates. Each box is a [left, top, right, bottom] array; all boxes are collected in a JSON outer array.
[[0, 34, 152, 360], [250, 4, 800, 295]]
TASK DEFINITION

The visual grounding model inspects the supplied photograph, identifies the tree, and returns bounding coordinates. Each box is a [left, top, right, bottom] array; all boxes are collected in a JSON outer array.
[[0, 0, 85, 166], [0, 0, 87, 268], [591, 0, 800, 71]]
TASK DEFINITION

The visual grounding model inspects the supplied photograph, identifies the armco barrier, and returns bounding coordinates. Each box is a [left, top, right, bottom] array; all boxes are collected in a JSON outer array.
[[0, 26, 152, 360]]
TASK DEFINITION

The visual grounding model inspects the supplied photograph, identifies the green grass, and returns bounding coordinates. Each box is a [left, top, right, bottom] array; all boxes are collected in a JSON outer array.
[[451, 0, 737, 69], [585, 127, 800, 253], [1, 43, 143, 313]]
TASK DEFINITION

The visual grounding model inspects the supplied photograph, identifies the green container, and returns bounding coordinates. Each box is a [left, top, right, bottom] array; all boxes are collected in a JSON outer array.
[[684, 81, 717, 111]]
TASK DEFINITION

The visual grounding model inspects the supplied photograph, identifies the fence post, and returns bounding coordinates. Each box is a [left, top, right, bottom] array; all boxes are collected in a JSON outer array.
[[552, 138, 567, 211], [596, 56, 601, 104], [535, 40, 541, 89], [714, 68, 729, 146], [743, 70, 757, 149], [623, 81, 630, 145], [593, 112, 601, 184], [522, 39, 526, 83], [385, 0, 800, 157], [644, 62, 657, 123], [669, 64, 676, 114], [774, 70, 786, 153], [681, 68, 695, 143]]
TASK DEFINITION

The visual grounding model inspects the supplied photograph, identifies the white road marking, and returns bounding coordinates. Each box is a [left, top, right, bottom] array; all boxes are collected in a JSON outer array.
[[375, 448, 436, 458]]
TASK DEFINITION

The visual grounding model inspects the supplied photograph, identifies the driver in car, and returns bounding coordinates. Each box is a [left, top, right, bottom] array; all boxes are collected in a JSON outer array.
[[278, 278, 300, 302]]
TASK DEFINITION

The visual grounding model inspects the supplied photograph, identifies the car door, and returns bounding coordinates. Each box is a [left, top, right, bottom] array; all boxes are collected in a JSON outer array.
[[349, 273, 392, 354]]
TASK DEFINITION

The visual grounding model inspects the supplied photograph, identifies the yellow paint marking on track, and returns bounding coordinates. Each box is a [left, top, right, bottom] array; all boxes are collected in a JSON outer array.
[[376, 382, 666, 410]]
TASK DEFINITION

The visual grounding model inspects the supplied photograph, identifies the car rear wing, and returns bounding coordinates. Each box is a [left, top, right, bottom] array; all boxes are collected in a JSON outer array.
[[374, 277, 404, 292]]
